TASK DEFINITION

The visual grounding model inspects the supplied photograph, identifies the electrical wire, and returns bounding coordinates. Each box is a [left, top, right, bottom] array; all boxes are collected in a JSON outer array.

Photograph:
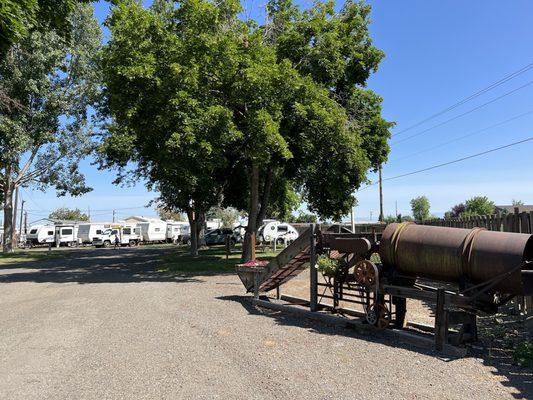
[[391, 80, 533, 145], [359, 136, 533, 191], [389, 109, 533, 163], [393, 62, 533, 136]]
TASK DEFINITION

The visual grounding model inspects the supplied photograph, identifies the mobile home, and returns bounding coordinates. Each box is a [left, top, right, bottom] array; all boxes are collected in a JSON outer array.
[[54, 222, 81, 247], [78, 223, 112, 244], [26, 225, 55, 246], [257, 221, 299, 244], [124, 216, 167, 243], [166, 221, 190, 243]]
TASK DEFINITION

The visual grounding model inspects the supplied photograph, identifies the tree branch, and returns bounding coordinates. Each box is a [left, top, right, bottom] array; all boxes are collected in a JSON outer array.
[[256, 167, 274, 230], [15, 146, 40, 184]]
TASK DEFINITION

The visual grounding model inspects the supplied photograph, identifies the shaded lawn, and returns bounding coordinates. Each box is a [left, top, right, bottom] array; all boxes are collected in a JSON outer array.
[[0, 249, 75, 266], [158, 245, 280, 274]]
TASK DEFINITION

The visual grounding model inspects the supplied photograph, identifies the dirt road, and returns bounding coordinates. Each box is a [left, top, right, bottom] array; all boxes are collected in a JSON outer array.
[[0, 247, 530, 399]]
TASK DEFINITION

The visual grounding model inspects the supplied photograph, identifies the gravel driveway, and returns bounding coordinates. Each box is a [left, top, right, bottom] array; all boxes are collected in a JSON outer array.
[[0, 247, 531, 399]]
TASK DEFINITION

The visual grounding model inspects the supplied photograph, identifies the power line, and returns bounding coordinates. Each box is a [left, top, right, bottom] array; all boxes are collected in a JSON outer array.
[[392, 80, 533, 145], [359, 136, 533, 191], [392, 81, 533, 144], [389, 109, 533, 164], [393, 62, 533, 136]]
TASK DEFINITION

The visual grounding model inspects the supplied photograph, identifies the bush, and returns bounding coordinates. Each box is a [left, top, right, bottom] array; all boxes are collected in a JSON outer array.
[[316, 255, 340, 276], [513, 341, 533, 367]]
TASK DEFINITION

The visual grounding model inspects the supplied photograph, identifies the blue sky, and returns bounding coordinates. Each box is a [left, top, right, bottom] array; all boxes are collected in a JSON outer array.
[[22, 0, 533, 223]]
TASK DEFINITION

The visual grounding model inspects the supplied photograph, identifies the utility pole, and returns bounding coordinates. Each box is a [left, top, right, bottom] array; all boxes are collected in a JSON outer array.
[[24, 211, 28, 236], [88, 206, 91, 221], [350, 208, 355, 233], [112, 209, 116, 223], [395, 201, 398, 219], [369, 210, 373, 221], [378, 165, 384, 222], [19, 200, 25, 245], [12, 187, 19, 246]]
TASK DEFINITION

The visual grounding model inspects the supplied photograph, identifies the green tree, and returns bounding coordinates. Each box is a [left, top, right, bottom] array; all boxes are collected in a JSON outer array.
[[99, 0, 391, 261], [49, 207, 89, 221], [463, 196, 495, 217], [292, 211, 317, 223], [410, 196, 430, 221], [0, 4, 101, 253], [209, 207, 240, 229], [157, 205, 186, 222], [512, 199, 524, 206], [0, 0, 92, 54]]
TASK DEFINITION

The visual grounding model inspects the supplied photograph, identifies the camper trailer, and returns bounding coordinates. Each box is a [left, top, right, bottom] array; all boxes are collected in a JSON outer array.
[[54, 223, 81, 247], [78, 223, 112, 245], [93, 223, 142, 247], [166, 221, 189, 243], [257, 221, 299, 244], [26, 225, 55, 246], [139, 220, 167, 242]]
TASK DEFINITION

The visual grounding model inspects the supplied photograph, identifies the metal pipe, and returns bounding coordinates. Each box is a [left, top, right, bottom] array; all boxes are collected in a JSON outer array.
[[380, 223, 533, 295]]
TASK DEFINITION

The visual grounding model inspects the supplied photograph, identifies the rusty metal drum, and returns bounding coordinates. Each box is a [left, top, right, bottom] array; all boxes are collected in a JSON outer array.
[[380, 223, 533, 295]]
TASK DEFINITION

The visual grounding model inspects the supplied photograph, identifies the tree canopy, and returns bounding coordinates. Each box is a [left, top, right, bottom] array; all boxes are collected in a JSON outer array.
[[98, 0, 392, 260], [464, 196, 495, 217], [49, 207, 90, 221], [410, 196, 430, 221], [0, 3, 101, 252]]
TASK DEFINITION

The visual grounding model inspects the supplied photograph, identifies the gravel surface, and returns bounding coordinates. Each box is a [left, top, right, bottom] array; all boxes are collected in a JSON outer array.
[[0, 246, 531, 399]]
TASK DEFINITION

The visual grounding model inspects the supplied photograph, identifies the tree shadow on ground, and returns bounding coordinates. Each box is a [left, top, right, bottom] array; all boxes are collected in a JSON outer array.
[[0, 247, 231, 284], [219, 294, 533, 399]]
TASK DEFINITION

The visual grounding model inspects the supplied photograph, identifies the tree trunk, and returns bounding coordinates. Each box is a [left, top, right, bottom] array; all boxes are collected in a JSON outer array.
[[242, 165, 260, 262], [197, 211, 206, 248], [187, 210, 199, 257], [3, 180, 14, 254]]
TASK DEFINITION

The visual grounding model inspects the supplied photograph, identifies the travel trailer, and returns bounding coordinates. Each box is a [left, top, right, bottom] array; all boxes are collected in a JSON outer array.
[[166, 221, 190, 243], [257, 221, 299, 244], [93, 224, 142, 247], [54, 222, 81, 247], [124, 216, 167, 243], [26, 225, 55, 246], [78, 223, 112, 244]]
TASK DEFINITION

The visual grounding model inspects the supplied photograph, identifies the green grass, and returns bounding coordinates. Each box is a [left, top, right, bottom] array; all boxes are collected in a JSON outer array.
[[0, 249, 75, 266], [157, 245, 280, 274]]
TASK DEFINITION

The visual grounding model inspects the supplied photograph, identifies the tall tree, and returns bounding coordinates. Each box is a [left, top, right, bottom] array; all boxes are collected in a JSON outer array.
[[410, 196, 430, 222], [99, 0, 241, 255], [0, 4, 101, 252], [99, 0, 391, 261]]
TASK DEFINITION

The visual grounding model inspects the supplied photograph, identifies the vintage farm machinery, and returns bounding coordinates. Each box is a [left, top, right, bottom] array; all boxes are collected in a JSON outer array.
[[237, 222, 533, 350]]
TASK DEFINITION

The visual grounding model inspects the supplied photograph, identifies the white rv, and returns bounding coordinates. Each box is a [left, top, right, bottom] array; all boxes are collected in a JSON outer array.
[[78, 223, 112, 245], [166, 221, 190, 243], [54, 223, 81, 247], [138, 220, 167, 242], [93, 224, 142, 247], [26, 225, 55, 246], [257, 221, 299, 244]]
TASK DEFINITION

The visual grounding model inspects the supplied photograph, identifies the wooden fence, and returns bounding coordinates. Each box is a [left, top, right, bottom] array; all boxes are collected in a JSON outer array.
[[422, 208, 533, 234]]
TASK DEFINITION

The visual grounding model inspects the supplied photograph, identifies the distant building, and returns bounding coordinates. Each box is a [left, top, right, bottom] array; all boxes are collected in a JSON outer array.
[[495, 205, 533, 214]]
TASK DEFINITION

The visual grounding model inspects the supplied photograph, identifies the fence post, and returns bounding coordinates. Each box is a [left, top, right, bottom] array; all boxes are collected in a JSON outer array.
[[309, 223, 318, 312]]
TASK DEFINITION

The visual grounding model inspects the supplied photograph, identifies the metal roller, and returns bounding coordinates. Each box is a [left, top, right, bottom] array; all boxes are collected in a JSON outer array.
[[380, 222, 533, 295]]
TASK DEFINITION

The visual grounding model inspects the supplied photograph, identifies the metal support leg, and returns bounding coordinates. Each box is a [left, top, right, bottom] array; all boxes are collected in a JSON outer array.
[[276, 286, 280, 300], [309, 224, 318, 312], [254, 272, 261, 300], [393, 297, 407, 328], [435, 288, 448, 351]]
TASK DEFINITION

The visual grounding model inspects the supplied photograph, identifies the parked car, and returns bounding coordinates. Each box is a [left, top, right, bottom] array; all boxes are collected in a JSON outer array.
[[204, 228, 241, 246]]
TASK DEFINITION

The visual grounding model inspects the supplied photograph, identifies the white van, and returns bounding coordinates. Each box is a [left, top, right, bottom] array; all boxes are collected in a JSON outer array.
[[138, 220, 167, 243], [78, 223, 112, 244], [166, 221, 189, 243], [54, 224, 80, 247], [27, 225, 55, 246], [93, 224, 142, 247], [257, 221, 299, 244]]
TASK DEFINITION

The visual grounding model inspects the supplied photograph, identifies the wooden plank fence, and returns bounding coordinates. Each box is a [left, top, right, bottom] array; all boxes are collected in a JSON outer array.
[[423, 207, 533, 314]]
